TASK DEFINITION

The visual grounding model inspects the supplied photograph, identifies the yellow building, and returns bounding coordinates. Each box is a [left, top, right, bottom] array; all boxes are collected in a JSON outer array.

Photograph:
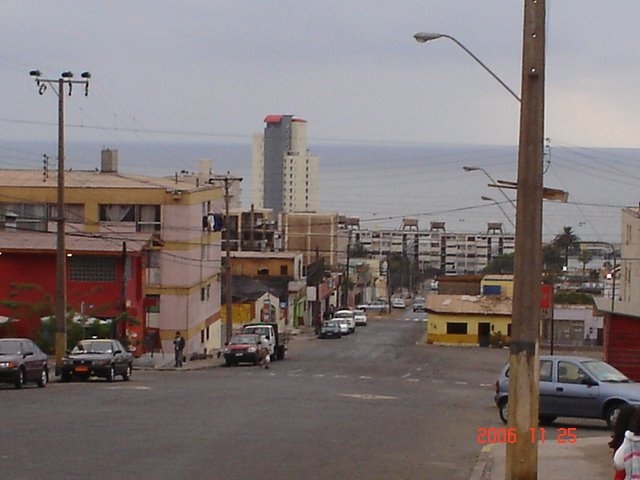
[[426, 294, 512, 346], [481, 274, 514, 298]]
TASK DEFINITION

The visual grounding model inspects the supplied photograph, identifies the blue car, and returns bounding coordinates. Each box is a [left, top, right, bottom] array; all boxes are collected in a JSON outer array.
[[495, 355, 640, 428]]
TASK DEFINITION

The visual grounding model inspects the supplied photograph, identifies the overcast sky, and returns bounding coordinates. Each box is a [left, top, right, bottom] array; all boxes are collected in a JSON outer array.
[[1, 1, 639, 149]]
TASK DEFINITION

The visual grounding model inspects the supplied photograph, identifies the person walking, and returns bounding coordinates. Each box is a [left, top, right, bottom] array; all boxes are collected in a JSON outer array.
[[614, 407, 640, 479], [260, 335, 271, 370], [173, 331, 185, 368], [610, 405, 638, 480]]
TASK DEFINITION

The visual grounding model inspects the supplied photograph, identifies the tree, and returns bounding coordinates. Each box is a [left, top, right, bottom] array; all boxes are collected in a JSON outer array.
[[553, 226, 580, 270], [577, 249, 593, 275], [483, 253, 515, 274]]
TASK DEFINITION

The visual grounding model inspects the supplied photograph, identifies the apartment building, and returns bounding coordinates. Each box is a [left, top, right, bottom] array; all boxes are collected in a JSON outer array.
[[252, 114, 319, 214], [354, 220, 514, 275], [0, 149, 224, 355]]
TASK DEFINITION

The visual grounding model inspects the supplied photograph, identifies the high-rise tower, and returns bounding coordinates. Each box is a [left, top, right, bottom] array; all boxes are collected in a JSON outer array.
[[252, 114, 318, 214]]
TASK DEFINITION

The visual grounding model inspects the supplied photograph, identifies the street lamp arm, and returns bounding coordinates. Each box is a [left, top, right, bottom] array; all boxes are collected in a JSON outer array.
[[414, 32, 521, 103]]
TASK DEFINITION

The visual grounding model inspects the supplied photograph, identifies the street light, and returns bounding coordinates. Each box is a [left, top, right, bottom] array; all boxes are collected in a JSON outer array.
[[413, 32, 521, 102], [30, 69, 91, 375], [415, 8, 547, 477], [464, 165, 517, 210], [481, 196, 515, 230]]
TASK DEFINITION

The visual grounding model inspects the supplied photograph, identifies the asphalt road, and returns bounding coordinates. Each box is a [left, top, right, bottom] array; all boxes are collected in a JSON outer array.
[[0, 311, 609, 480]]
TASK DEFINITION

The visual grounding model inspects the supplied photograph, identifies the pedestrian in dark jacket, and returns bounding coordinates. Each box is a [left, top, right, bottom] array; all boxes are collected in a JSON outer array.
[[173, 331, 185, 367]]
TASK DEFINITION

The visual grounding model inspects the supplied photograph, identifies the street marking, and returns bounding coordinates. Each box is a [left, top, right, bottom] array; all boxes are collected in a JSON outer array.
[[401, 373, 412, 379], [480, 383, 493, 387], [106, 385, 151, 390], [312, 374, 326, 378], [406, 378, 420, 382], [289, 369, 304, 375], [359, 375, 372, 379], [340, 393, 398, 400], [455, 381, 468, 385], [334, 374, 348, 378]]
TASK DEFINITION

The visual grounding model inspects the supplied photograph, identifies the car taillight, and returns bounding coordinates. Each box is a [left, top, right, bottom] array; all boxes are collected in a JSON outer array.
[[495, 379, 500, 394]]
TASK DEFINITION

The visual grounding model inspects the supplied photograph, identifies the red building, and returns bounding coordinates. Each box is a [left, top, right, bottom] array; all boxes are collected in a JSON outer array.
[[0, 231, 150, 355]]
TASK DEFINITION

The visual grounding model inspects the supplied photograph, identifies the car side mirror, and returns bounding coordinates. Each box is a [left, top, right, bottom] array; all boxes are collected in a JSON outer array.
[[582, 377, 597, 386], [114, 350, 122, 355], [23, 351, 33, 357]]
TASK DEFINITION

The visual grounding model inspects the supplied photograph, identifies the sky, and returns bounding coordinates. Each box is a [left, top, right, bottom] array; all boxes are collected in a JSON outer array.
[[1, 1, 639, 148], [1, 1, 639, 244]]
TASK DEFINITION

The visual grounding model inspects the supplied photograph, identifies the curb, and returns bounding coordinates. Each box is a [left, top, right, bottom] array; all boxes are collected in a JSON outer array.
[[468, 444, 494, 480]]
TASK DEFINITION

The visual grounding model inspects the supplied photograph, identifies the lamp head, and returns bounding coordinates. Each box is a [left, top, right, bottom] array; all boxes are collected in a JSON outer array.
[[463, 166, 479, 172], [61, 71, 74, 79], [481, 196, 493, 202], [81, 71, 91, 79], [29, 69, 41, 77], [414, 32, 443, 43]]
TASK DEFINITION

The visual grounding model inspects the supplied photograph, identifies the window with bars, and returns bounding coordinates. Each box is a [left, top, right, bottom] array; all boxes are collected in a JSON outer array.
[[99, 204, 161, 232], [69, 256, 117, 282]]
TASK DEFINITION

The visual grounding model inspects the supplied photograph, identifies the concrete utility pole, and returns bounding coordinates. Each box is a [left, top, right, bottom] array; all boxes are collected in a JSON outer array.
[[30, 70, 90, 375], [506, 1, 546, 479]]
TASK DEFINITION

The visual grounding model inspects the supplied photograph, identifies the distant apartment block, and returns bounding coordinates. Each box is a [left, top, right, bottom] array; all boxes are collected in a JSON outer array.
[[353, 220, 515, 275], [252, 114, 319, 214]]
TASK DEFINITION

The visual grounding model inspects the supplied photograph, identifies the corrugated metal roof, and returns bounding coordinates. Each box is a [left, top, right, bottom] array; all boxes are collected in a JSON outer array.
[[0, 231, 152, 254], [0, 169, 203, 191], [427, 294, 512, 315]]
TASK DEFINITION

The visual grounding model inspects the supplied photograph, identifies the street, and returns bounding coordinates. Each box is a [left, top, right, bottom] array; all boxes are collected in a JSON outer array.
[[0, 312, 609, 480]]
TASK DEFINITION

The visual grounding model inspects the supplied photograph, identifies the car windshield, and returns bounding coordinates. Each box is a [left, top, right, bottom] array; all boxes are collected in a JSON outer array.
[[73, 341, 112, 354], [582, 360, 630, 383], [246, 327, 271, 337], [0, 340, 21, 355], [229, 335, 257, 345], [334, 312, 352, 319]]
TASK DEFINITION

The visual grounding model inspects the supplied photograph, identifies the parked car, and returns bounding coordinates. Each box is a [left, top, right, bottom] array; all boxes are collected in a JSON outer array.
[[319, 320, 342, 339], [242, 322, 288, 360], [392, 297, 406, 309], [0, 338, 49, 389], [61, 339, 133, 382], [223, 333, 268, 366], [334, 318, 350, 335], [332, 310, 356, 333], [356, 300, 389, 313], [495, 355, 640, 428], [353, 309, 368, 327]]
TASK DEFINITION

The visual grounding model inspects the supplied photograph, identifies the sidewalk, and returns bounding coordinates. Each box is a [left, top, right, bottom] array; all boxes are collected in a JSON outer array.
[[469, 435, 613, 480], [132, 326, 317, 371]]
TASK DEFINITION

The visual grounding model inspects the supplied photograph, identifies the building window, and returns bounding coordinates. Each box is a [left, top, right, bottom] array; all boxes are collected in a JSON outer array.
[[446, 322, 467, 334], [99, 204, 161, 232], [200, 284, 211, 301], [0, 203, 48, 231], [280, 265, 288, 275], [258, 268, 269, 275], [69, 256, 117, 282]]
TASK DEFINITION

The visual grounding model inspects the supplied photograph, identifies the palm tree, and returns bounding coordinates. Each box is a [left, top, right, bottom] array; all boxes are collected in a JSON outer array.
[[553, 226, 580, 270]]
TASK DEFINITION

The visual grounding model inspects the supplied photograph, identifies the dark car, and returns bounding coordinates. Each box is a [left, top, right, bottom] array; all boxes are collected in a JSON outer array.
[[61, 339, 133, 382], [223, 334, 267, 366], [0, 338, 49, 389], [319, 320, 342, 339], [495, 355, 640, 428]]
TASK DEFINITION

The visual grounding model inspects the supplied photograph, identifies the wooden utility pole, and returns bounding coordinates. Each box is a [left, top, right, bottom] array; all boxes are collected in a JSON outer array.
[[506, 1, 546, 479], [224, 176, 233, 343]]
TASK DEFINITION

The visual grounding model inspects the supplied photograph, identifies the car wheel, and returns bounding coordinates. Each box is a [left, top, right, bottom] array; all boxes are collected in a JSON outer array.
[[122, 364, 132, 381], [107, 365, 116, 382], [538, 416, 556, 426], [37, 367, 48, 388], [606, 402, 625, 429], [14, 368, 25, 389], [499, 398, 508, 424]]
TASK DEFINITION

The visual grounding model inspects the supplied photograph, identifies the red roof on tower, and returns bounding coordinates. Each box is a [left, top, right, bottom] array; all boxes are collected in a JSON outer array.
[[263, 114, 306, 124]]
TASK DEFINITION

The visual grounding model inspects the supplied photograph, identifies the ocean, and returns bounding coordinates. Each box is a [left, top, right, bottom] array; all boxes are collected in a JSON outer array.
[[1, 139, 638, 244]]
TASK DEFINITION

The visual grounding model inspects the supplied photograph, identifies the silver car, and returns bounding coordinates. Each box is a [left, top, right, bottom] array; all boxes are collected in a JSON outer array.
[[495, 355, 640, 428]]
